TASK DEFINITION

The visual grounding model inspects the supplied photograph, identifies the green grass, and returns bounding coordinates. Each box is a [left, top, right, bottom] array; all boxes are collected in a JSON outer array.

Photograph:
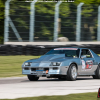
[[0, 54, 100, 78], [0, 92, 99, 100], [0, 56, 40, 78]]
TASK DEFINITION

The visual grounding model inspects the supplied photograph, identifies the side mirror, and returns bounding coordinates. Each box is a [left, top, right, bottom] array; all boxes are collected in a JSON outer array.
[[81, 55, 86, 59]]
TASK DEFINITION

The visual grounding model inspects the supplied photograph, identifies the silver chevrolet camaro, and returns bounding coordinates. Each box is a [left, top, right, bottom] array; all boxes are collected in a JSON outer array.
[[22, 47, 100, 81]]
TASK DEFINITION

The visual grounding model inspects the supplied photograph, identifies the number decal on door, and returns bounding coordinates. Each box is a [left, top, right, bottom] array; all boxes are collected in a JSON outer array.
[[81, 60, 93, 70], [86, 60, 93, 69]]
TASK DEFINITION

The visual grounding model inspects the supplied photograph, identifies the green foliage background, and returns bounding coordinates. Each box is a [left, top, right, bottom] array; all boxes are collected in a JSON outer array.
[[0, 0, 100, 44], [0, 0, 6, 44]]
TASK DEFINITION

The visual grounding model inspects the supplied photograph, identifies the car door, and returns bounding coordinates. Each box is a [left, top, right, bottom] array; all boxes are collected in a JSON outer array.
[[80, 49, 96, 75]]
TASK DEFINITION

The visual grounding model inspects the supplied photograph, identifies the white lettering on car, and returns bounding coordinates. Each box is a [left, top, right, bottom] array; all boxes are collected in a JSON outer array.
[[81, 60, 85, 70]]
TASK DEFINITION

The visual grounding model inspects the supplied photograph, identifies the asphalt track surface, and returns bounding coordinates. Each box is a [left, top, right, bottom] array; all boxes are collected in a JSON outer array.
[[0, 76, 100, 99]]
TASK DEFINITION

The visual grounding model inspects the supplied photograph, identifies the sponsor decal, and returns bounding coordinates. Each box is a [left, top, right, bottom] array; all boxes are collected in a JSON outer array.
[[54, 48, 78, 50], [81, 60, 85, 70], [81, 60, 93, 70], [86, 60, 93, 69]]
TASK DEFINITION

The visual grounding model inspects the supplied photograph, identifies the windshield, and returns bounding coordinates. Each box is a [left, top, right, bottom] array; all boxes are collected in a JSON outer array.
[[45, 48, 80, 57]]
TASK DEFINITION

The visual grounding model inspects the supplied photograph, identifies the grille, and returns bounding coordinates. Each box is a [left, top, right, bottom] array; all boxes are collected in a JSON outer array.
[[31, 68, 36, 71], [53, 67, 58, 70], [31, 68, 49, 71], [24, 67, 29, 70], [44, 68, 49, 71]]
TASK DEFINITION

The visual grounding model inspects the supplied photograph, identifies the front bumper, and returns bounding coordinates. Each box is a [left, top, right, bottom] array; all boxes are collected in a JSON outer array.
[[22, 67, 60, 76], [22, 65, 68, 76]]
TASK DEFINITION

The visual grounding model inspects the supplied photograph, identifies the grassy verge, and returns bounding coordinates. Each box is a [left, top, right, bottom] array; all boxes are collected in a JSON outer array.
[[0, 56, 39, 78], [0, 54, 100, 78], [0, 92, 99, 100]]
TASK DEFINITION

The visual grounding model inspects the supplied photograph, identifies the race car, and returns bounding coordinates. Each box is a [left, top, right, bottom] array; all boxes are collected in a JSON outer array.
[[22, 47, 100, 81]]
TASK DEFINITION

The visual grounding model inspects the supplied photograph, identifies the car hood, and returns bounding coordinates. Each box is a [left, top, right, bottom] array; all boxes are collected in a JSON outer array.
[[26, 54, 74, 62]]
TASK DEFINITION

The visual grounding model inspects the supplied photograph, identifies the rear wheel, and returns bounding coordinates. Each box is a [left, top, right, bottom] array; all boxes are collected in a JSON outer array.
[[27, 75, 39, 81], [92, 65, 100, 79], [66, 64, 77, 81]]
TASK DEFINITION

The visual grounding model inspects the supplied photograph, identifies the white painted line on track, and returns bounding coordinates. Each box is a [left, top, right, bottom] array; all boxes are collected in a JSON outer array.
[[0, 77, 100, 99]]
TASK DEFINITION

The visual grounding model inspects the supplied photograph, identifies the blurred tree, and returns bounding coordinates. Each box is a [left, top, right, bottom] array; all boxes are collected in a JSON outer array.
[[75, 0, 100, 41], [0, 0, 6, 44], [0, 0, 100, 43], [75, 0, 100, 4]]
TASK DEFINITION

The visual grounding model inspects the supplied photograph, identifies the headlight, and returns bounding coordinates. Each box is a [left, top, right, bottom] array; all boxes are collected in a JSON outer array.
[[50, 62, 61, 66], [24, 62, 32, 66]]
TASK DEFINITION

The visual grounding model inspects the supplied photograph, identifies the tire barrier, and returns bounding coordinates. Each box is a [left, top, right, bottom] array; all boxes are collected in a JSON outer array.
[[0, 44, 100, 56]]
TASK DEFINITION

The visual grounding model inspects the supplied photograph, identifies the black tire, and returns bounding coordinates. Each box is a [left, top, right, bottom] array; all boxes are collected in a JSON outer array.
[[66, 64, 77, 81], [92, 65, 100, 79], [27, 75, 39, 81]]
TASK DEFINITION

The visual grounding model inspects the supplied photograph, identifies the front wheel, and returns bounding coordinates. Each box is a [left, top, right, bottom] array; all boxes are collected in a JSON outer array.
[[66, 64, 77, 81], [92, 65, 100, 79], [27, 75, 39, 81]]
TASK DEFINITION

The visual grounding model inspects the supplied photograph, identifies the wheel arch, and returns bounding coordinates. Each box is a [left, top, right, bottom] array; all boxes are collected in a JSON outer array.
[[98, 63, 100, 68], [69, 62, 78, 70], [98, 63, 100, 65], [66, 62, 78, 81]]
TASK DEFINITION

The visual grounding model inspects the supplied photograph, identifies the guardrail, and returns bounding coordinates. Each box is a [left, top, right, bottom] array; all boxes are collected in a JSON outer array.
[[0, 44, 100, 56]]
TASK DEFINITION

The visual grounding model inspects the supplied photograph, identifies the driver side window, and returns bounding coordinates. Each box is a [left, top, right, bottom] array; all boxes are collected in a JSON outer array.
[[81, 49, 92, 58]]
